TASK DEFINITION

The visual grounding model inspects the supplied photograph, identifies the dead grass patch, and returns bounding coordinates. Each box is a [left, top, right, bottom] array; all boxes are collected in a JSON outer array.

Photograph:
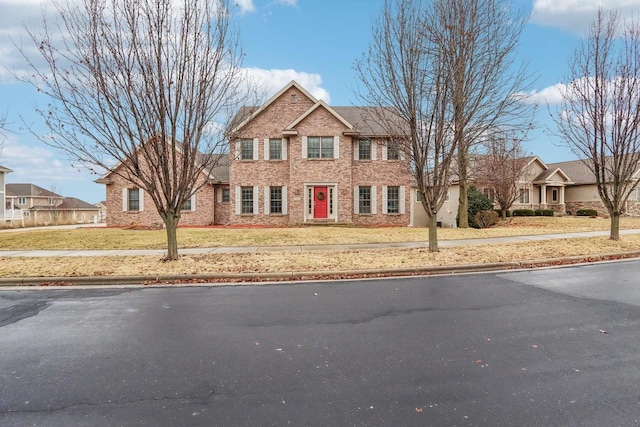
[[0, 216, 639, 250], [2, 234, 639, 278]]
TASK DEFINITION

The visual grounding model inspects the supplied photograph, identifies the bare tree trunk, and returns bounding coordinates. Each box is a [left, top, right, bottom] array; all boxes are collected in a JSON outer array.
[[610, 212, 620, 241], [162, 213, 180, 260], [457, 149, 469, 228], [428, 213, 439, 252]]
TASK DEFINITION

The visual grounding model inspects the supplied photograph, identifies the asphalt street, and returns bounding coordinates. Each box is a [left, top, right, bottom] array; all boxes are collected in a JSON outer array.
[[2, 261, 640, 426]]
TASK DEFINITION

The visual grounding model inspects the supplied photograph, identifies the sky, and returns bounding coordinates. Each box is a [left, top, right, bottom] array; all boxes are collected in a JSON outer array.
[[1, 0, 640, 204]]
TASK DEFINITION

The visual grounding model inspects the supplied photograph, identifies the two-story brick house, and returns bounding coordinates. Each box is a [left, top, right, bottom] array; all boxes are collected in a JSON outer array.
[[97, 80, 414, 227], [227, 81, 414, 226]]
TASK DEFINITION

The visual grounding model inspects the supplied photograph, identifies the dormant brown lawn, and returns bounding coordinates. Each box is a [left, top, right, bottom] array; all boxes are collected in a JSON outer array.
[[0, 217, 639, 279]]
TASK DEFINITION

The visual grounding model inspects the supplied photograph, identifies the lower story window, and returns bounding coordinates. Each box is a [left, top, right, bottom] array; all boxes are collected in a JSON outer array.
[[128, 188, 140, 211], [241, 186, 254, 214], [359, 186, 371, 214], [222, 188, 230, 203], [270, 186, 282, 214], [387, 186, 399, 214], [519, 188, 530, 204]]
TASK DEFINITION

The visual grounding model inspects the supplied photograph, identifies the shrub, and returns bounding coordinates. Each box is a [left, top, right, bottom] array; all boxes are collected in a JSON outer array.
[[474, 210, 499, 228], [512, 209, 535, 217], [577, 209, 598, 217], [467, 185, 494, 228], [534, 209, 554, 217]]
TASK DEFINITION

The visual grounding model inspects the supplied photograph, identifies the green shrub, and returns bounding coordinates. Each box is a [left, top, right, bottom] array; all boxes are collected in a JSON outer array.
[[474, 210, 499, 228], [512, 209, 535, 217], [466, 185, 494, 228], [534, 209, 554, 217], [576, 209, 598, 217]]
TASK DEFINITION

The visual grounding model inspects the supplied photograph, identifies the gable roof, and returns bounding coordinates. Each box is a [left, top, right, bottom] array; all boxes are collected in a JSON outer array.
[[229, 81, 318, 134], [534, 167, 572, 183], [284, 101, 354, 132], [58, 197, 100, 210], [332, 107, 406, 136], [546, 160, 596, 185], [6, 183, 63, 198]]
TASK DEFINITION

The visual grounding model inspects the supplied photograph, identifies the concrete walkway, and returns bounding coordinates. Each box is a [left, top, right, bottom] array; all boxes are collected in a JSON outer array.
[[1, 228, 639, 258]]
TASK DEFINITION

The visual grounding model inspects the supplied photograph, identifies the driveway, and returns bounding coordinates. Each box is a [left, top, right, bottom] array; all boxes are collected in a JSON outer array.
[[2, 261, 640, 426]]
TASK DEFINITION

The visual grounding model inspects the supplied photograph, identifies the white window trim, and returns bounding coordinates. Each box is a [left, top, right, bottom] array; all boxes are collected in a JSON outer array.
[[122, 188, 144, 212], [354, 185, 376, 215]]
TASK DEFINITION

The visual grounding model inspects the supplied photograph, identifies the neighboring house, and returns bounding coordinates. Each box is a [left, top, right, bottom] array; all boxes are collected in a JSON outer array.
[[5, 184, 99, 225], [95, 201, 107, 223], [0, 164, 13, 222]]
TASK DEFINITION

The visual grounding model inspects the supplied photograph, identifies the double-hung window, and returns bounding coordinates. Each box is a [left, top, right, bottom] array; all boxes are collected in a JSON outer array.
[[222, 188, 230, 203], [359, 186, 372, 214], [270, 186, 283, 214], [269, 139, 282, 160], [308, 137, 334, 159], [358, 139, 371, 160], [241, 186, 254, 214], [387, 140, 400, 160], [240, 139, 254, 160], [128, 188, 140, 211], [519, 188, 530, 204], [387, 186, 400, 214]]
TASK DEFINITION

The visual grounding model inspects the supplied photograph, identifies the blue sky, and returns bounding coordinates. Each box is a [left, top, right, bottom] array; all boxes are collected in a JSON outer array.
[[1, 0, 639, 204]]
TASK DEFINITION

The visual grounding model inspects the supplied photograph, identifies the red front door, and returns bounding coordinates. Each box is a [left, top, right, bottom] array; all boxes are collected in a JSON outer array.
[[314, 186, 328, 219]]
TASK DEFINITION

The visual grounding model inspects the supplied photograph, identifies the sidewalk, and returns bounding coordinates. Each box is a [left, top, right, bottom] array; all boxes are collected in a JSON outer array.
[[1, 228, 639, 257]]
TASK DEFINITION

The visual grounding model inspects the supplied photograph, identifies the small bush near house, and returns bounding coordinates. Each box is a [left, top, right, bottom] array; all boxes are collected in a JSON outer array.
[[474, 210, 499, 228], [577, 209, 598, 217], [534, 209, 554, 217], [512, 209, 535, 217], [466, 185, 494, 228]]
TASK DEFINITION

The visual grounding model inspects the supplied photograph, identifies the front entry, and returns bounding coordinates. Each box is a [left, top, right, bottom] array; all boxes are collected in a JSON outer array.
[[313, 186, 328, 218]]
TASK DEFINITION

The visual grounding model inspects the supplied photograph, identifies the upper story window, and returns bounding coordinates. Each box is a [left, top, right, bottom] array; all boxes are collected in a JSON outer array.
[[48, 198, 55, 205], [269, 139, 282, 160], [241, 139, 254, 160], [358, 139, 371, 160], [18, 197, 26, 205], [308, 137, 334, 159], [387, 140, 400, 160]]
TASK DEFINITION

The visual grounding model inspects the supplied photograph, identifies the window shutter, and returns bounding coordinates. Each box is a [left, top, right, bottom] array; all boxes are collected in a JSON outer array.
[[264, 186, 270, 214], [139, 189, 144, 212], [217, 188, 222, 203], [264, 138, 269, 160], [302, 136, 308, 159], [235, 186, 241, 214], [382, 186, 388, 214], [371, 186, 377, 214], [400, 148, 406, 161], [253, 138, 259, 160], [253, 186, 259, 215], [382, 144, 388, 160], [353, 186, 359, 214], [400, 186, 406, 214], [282, 138, 288, 161], [122, 188, 127, 211], [282, 186, 288, 215], [371, 141, 377, 160], [334, 136, 340, 159], [191, 193, 196, 212], [354, 140, 359, 160], [235, 140, 241, 160]]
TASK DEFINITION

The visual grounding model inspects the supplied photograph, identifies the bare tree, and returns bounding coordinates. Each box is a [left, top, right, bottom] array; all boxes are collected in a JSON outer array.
[[355, 0, 456, 252], [433, 0, 534, 228], [556, 9, 640, 240], [475, 132, 531, 219], [17, 0, 250, 259]]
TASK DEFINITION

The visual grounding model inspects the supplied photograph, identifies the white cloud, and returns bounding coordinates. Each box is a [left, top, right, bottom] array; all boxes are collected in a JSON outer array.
[[531, 0, 640, 34], [275, 0, 297, 5], [519, 83, 567, 105], [244, 67, 331, 103], [234, 0, 256, 14]]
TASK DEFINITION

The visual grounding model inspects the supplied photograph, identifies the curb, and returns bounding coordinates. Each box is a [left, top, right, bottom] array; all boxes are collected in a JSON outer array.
[[1, 251, 639, 288]]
